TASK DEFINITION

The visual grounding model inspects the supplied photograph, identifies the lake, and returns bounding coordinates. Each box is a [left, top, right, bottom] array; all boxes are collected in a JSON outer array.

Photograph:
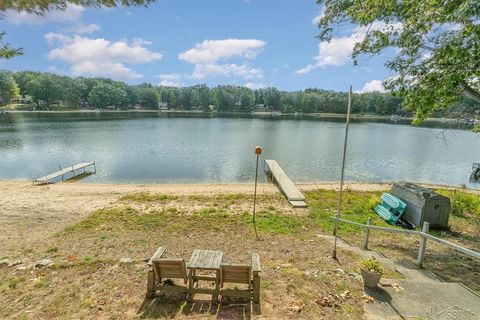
[[0, 112, 479, 187]]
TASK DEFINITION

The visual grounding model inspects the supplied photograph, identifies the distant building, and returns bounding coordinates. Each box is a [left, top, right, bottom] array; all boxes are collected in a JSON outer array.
[[158, 102, 168, 110]]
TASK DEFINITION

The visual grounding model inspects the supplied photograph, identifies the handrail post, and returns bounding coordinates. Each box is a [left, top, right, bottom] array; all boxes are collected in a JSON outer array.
[[363, 217, 372, 250], [417, 222, 430, 268]]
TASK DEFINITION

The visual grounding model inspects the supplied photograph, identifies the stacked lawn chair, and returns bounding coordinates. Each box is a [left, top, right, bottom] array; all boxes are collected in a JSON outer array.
[[374, 193, 407, 225]]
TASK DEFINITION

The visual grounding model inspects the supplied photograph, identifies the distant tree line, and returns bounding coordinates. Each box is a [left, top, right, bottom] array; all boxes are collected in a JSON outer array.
[[0, 70, 476, 117]]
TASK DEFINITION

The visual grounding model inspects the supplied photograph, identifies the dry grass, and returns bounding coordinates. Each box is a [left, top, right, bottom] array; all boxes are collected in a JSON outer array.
[[305, 188, 480, 291], [1, 187, 478, 319], [1, 193, 366, 320]]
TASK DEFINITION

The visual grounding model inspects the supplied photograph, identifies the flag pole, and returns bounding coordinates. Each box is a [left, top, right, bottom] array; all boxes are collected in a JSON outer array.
[[333, 86, 352, 259]]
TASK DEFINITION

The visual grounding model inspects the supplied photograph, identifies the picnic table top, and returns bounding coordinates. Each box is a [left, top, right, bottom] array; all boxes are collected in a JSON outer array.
[[188, 249, 223, 270]]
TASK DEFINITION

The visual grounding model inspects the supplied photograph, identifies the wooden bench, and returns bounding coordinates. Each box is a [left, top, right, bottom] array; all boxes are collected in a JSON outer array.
[[146, 246, 189, 298], [220, 253, 261, 304]]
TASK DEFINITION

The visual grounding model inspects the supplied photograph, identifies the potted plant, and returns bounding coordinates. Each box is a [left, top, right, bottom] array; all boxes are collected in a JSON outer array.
[[358, 257, 384, 288]]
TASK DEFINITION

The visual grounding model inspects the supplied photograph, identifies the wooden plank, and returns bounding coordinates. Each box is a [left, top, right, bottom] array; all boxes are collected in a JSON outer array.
[[220, 289, 252, 298], [289, 200, 307, 208], [212, 251, 223, 269], [195, 250, 209, 269], [147, 246, 166, 266], [264, 160, 306, 205], [251, 253, 261, 273], [204, 250, 216, 269], [188, 250, 201, 268], [189, 250, 223, 270]]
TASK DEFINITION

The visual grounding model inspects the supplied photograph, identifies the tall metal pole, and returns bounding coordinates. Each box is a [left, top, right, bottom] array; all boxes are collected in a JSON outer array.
[[253, 146, 262, 240], [333, 86, 352, 259]]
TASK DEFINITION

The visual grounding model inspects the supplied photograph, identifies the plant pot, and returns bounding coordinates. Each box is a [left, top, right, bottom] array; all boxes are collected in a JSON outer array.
[[360, 269, 382, 288]]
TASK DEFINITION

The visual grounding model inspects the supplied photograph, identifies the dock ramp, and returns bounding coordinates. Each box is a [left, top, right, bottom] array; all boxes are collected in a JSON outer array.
[[264, 159, 307, 208], [34, 162, 96, 185]]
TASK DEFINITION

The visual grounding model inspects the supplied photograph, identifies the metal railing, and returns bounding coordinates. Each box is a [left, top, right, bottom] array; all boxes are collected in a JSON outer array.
[[333, 216, 480, 268]]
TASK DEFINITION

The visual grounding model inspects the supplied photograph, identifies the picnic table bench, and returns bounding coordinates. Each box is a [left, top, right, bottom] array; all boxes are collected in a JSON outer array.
[[146, 247, 261, 304]]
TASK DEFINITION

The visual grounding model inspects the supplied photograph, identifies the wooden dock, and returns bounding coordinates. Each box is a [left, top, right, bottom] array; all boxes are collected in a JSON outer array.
[[33, 162, 96, 185], [264, 159, 307, 208]]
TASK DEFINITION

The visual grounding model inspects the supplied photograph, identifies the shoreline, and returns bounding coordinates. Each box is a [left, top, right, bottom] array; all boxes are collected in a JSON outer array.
[[1, 109, 475, 129], [1, 179, 476, 194]]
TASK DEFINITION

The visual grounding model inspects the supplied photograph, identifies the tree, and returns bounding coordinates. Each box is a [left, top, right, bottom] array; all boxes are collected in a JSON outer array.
[[140, 87, 159, 109], [126, 85, 140, 107], [239, 88, 255, 112], [0, 71, 19, 106], [0, 32, 23, 59], [88, 82, 127, 109], [316, 0, 480, 125], [0, 1, 156, 59], [25, 73, 62, 107]]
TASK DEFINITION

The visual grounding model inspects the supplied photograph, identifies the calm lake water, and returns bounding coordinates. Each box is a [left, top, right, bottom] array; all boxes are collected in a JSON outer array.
[[0, 112, 479, 187]]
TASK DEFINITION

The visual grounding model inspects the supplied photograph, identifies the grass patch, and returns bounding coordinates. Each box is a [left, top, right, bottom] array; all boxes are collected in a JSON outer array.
[[119, 192, 178, 202], [438, 190, 480, 219], [8, 276, 25, 289], [242, 210, 304, 234], [306, 189, 391, 234]]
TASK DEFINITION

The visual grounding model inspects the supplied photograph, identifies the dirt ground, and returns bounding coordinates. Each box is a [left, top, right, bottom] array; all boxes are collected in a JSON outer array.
[[0, 180, 478, 320], [0, 180, 397, 254]]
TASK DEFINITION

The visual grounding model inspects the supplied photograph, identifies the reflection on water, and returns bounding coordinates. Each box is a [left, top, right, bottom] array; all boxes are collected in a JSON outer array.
[[0, 112, 479, 187]]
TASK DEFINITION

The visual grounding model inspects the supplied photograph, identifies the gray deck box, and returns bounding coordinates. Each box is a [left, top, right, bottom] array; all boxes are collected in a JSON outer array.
[[391, 182, 451, 229]]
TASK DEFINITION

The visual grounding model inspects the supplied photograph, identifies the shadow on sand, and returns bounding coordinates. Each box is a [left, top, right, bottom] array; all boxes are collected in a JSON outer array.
[[138, 293, 261, 319]]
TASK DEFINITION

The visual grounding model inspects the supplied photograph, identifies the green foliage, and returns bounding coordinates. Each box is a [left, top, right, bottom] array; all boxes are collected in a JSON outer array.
[[2, 69, 414, 114], [25, 73, 63, 107], [139, 87, 159, 109], [0, 70, 19, 106], [88, 82, 127, 109], [358, 257, 384, 275], [438, 190, 480, 218], [316, 0, 480, 125], [307, 189, 385, 234], [0, 32, 23, 59], [0, 2, 156, 59], [2, 0, 156, 12]]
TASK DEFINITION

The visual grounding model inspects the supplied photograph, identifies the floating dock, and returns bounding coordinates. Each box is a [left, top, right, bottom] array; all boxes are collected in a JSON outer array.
[[33, 162, 96, 185], [264, 159, 307, 208]]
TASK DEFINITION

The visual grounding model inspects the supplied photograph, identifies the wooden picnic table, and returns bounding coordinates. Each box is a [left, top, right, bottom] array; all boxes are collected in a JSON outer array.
[[187, 249, 223, 301]]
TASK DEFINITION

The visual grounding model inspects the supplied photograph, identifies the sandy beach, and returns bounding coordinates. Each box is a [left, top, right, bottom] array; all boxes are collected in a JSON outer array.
[[0, 179, 473, 252]]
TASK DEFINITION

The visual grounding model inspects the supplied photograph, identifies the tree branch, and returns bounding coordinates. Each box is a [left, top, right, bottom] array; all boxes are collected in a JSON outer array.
[[460, 81, 480, 103]]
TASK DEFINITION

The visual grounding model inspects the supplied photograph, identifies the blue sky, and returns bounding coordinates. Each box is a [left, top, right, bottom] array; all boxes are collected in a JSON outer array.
[[1, 0, 396, 92]]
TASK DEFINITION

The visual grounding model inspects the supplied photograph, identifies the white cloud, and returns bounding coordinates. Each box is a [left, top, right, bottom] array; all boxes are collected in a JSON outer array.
[[46, 33, 162, 80], [355, 80, 386, 93], [158, 74, 180, 87], [74, 23, 101, 35], [4, 4, 84, 25], [244, 82, 267, 90], [192, 63, 263, 80], [179, 39, 265, 64], [297, 22, 403, 74], [179, 39, 266, 80]]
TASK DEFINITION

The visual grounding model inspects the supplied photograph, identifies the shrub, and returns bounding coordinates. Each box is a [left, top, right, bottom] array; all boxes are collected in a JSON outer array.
[[358, 257, 384, 275]]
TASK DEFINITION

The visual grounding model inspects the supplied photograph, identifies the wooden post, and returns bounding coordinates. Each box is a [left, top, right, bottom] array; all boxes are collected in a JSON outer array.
[[253, 271, 260, 304], [253, 146, 262, 240], [417, 222, 430, 268], [363, 217, 372, 249], [147, 270, 155, 298]]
